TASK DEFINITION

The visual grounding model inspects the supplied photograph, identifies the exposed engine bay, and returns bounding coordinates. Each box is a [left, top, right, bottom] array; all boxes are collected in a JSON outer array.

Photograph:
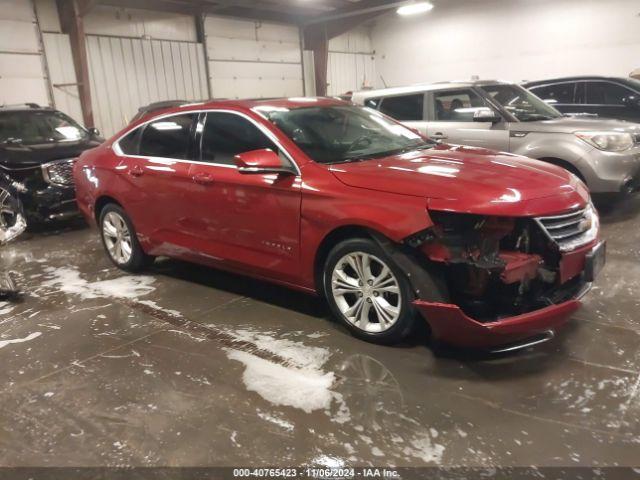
[[410, 210, 593, 321]]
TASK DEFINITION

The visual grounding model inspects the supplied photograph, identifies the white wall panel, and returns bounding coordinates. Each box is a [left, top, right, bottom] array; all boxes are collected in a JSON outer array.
[[34, 0, 61, 32], [42, 32, 82, 121], [84, 5, 197, 42], [327, 27, 376, 96], [0, 19, 41, 53], [371, 0, 640, 87], [0, 0, 50, 106], [0, 0, 35, 21], [86, 35, 208, 137], [204, 15, 303, 99]]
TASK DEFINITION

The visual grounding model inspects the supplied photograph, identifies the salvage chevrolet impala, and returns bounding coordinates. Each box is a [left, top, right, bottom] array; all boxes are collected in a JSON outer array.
[[74, 98, 605, 350]]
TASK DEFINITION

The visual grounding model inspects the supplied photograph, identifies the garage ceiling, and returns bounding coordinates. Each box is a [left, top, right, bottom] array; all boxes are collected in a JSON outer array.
[[84, 0, 410, 24]]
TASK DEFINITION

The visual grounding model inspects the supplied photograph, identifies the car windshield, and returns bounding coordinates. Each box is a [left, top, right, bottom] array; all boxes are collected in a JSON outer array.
[[480, 84, 562, 122], [257, 105, 435, 164], [0, 110, 88, 146]]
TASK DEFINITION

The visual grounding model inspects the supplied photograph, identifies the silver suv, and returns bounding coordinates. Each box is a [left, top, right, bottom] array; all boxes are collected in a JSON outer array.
[[352, 81, 640, 195]]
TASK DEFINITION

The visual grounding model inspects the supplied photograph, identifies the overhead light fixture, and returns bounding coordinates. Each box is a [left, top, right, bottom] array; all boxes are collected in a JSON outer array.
[[397, 2, 434, 16]]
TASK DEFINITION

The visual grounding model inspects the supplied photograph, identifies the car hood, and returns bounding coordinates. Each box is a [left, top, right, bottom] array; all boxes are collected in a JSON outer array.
[[0, 139, 101, 169], [514, 116, 640, 134], [328, 145, 590, 217]]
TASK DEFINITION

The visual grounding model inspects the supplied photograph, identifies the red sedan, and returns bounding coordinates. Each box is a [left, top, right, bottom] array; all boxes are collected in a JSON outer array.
[[73, 98, 605, 350]]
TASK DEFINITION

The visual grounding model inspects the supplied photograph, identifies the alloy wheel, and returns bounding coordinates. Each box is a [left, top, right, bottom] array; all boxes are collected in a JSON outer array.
[[102, 211, 133, 265], [331, 252, 402, 333]]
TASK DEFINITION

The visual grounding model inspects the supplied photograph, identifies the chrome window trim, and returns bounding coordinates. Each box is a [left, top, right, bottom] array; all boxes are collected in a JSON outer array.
[[112, 109, 301, 176]]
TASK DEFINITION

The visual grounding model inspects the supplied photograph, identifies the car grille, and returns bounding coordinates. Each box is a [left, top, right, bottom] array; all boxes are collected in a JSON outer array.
[[41, 158, 76, 187], [535, 206, 598, 252]]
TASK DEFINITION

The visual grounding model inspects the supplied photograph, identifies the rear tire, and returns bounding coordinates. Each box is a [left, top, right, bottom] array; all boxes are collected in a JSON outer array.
[[323, 238, 416, 345], [99, 204, 154, 272]]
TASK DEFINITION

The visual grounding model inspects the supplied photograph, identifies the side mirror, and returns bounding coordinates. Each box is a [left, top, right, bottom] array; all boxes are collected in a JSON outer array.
[[88, 127, 101, 138], [234, 148, 295, 175], [473, 108, 501, 123]]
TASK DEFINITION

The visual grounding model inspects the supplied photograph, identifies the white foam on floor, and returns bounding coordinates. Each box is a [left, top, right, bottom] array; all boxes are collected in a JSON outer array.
[[0, 302, 16, 316], [224, 328, 349, 416], [402, 431, 446, 464], [226, 349, 335, 413], [257, 410, 295, 431], [138, 300, 182, 317], [41, 267, 156, 300], [0, 331, 42, 350], [229, 328, 330, 370]]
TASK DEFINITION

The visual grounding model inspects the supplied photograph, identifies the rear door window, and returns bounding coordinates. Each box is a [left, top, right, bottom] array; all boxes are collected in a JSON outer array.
[[585, 82, 634, 105], [432, 89, 487, 122], [379, 94, 425, 121], [139, 114, 196, 159], [530, 83, 575, 105]]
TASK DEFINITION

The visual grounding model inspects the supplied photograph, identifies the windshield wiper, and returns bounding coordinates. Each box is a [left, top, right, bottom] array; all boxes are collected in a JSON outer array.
[[329, 143, 436, 164]]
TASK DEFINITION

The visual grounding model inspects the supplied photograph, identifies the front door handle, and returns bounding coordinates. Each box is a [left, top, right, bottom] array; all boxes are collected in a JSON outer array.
[[430, 132, 448, 140], [192, 173, 214, 186], [129, 165, 144, 177]]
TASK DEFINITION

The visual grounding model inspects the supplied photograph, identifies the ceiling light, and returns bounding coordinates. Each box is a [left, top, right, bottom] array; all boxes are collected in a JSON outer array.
[[397, 2, 434, 16]]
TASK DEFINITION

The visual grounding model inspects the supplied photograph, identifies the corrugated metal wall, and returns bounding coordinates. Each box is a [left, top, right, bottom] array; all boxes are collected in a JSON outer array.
[[85, 35, 208, 137], [42, 33, 83, 123], [0, 0, 51, 106], [204, 15, 303, 99], [327, 28, 376, 96]]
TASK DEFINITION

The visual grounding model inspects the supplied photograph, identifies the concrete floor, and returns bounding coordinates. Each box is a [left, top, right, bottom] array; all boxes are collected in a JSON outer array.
[[0, 199, 639, 469]]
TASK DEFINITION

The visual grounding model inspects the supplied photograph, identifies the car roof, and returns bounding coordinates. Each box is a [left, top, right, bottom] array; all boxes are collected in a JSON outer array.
[[351, 80, 511, 99], [0, 103, 56, 113], [134, 97, 350, 123], [523, 75, 638, 87]]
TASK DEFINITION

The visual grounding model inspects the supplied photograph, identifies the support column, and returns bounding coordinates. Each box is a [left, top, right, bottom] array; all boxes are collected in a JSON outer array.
[[56, 0, 94, 127], [312, 33, 329, 97]]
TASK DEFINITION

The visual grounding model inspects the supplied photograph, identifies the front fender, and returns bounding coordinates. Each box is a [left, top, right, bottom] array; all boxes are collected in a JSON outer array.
[[299, 180, 432, 290], [510, 133, 592, 175]]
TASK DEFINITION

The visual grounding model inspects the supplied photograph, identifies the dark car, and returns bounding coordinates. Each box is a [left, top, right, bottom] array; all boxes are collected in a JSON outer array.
[[523, 76, 640, 123], [0, 104, 102, 222]]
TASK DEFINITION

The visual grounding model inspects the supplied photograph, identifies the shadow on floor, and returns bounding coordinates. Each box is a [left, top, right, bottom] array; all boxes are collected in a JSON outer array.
[[150, 257, 329, 319]]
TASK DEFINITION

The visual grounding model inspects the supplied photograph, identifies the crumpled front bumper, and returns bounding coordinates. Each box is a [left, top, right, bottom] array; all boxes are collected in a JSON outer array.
[[413, 273, 595, 350], [22, 184, 79, 222], [414, 297, 582, 349]]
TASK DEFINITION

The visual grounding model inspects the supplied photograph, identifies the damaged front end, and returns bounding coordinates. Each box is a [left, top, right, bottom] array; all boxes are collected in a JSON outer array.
[[0, 173, 26, 299], [405, 205, 603, 349]]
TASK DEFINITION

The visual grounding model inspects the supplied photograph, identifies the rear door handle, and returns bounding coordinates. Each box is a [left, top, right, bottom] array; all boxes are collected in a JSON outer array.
[[430, 132, 448, 140], [129, 165, 144, 177], [193, 173, 214, 186]]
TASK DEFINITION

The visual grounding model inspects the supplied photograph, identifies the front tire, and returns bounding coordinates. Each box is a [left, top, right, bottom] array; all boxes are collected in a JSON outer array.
[[99, 204, 153, 272], [323, 238, 416, 345]]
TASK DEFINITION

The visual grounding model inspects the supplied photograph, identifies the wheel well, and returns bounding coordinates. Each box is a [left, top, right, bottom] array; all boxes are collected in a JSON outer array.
[[538, 157, 586, 182], [94, 196, 121, 223], [314, 225, 373, 295]]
